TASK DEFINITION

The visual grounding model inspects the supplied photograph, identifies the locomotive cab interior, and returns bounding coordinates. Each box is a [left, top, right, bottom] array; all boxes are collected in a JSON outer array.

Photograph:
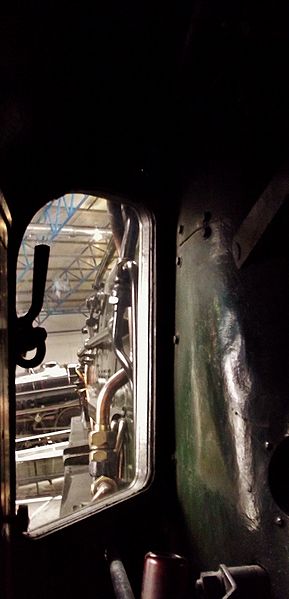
[[1, 5, 289, 599]]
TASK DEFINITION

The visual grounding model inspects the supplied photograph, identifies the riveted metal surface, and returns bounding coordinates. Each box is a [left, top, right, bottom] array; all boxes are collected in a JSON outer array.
[[174, 207, 289, 598]]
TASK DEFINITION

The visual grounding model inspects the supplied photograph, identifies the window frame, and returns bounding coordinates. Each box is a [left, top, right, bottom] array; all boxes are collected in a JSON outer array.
[[14, 195, 155, 538]]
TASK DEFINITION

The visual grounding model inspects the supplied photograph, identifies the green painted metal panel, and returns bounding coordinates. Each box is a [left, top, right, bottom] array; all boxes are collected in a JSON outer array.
[[174, 214, 289, 597]]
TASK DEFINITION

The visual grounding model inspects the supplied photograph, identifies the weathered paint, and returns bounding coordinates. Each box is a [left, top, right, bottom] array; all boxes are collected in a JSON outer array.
[[175, 203, 289, 597]]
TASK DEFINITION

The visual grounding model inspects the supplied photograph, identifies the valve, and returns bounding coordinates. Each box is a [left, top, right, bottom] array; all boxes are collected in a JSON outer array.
[[195, 564, 270, 599]]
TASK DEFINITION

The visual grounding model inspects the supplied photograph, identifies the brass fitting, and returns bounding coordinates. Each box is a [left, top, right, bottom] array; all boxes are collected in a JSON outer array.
[[89, 429, 116, 449], [91, 476, 118, 501], [89, 446, 117, 478], [89, 449, 109, 463]]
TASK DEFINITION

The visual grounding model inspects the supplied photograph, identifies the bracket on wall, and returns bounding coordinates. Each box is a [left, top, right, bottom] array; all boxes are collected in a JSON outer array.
[[195, 563, 270, 598], [233, 162, 289, 268]]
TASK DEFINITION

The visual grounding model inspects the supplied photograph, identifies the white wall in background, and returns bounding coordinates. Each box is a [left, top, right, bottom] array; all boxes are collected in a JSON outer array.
[[42, 313, 86, 366], [45, 331, 84, 365]]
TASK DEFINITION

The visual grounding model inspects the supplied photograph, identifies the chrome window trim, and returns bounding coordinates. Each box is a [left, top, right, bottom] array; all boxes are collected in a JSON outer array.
[[24, 204, 155, 537]]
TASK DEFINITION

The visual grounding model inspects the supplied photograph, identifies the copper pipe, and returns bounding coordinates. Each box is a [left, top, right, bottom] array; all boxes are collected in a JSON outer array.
[[75, 366, 85, 384], [95, 368, 127, 430], [84, 362, 97, 386]]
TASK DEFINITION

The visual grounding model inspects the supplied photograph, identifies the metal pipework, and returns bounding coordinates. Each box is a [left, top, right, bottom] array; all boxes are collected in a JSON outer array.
[[108, 205, 139, 388], [76, 236, 115, 362], [94, 368, 128, 431], [84, 361, 97, 386], [88, 369, 128, 480], [119, 206, 139, 261], [93, 235, 116, 289], [110, 260, 138, 388], [125, 261, 138, 381], [115, 417, 128, 479], [107, 201, 125, 255]]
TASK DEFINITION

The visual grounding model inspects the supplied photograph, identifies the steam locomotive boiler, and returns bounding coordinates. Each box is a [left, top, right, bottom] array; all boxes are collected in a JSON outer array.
[[16, 363, 79, 439]]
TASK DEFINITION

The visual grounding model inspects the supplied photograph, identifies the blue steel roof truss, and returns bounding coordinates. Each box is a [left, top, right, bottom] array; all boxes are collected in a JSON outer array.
[[16, 194, 112, 324]]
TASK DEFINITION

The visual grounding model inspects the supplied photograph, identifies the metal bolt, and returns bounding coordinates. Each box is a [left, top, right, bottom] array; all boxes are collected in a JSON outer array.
[[195, 572, 224, 596], [264, 441, 273, 451], [173, 334, 180, 345], [274, 516, 284, 527], [176, 256, 182, 267]]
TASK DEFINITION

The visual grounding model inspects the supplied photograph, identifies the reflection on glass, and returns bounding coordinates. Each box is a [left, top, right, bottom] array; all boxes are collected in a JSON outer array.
[[15, 195, 146, 532]]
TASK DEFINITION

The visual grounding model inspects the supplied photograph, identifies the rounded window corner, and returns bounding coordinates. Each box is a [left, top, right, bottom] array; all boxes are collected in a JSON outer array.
[[14, 193, 154, 533]]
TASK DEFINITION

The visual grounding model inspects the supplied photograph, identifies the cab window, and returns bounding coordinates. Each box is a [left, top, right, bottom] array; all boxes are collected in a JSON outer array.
[[15, 194, 153, 534]]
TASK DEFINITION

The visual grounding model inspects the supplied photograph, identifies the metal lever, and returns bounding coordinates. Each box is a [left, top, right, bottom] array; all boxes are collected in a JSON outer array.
[[105, 548, 135, 599], [25, 244, 50, 322], [16, 244, 50, 368]]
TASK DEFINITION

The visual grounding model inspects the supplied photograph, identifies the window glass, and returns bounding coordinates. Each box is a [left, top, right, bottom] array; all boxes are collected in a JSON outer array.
[[15, 194, 152, 534]]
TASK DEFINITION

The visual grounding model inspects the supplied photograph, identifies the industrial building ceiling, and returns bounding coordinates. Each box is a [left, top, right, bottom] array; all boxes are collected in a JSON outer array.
[[16, 194, 115, 325]]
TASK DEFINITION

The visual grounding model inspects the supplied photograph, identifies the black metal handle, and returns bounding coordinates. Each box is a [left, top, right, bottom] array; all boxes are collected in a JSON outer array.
[[16, 244, 50, 368], [24, 244, 50, 324]]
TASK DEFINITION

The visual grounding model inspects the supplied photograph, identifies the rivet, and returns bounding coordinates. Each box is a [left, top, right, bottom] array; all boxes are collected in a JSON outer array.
[[274, 516, 284, 527], [176, 256, 182, 267], [173, 334, 180, 345], [264, 441, 273, 451]]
